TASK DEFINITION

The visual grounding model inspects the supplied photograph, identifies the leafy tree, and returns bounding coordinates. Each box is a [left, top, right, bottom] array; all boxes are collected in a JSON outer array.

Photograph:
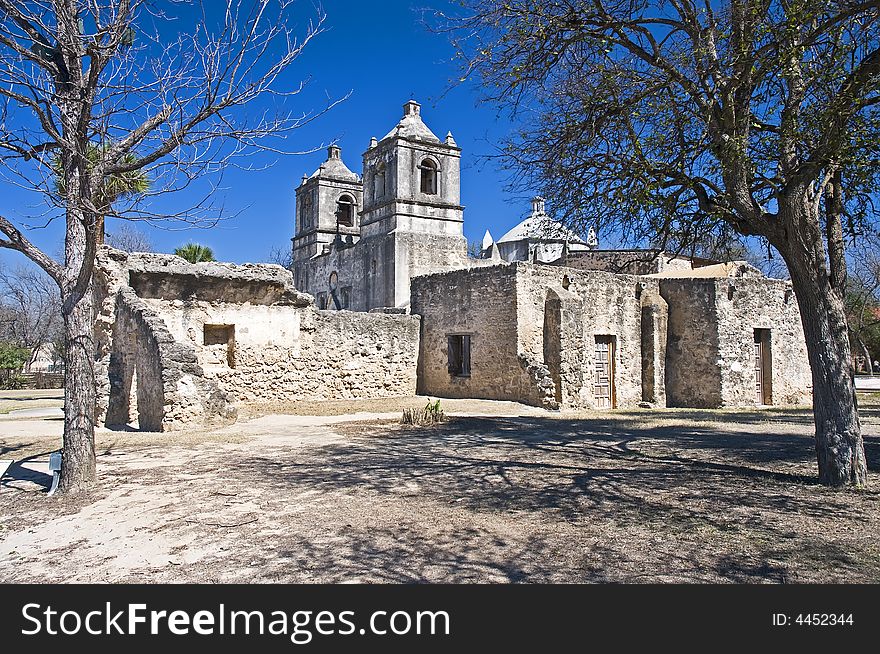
[[174, 243, 215, 263], [0, 1, 334, 493], [442, 0, 880, 486], [0, 342, 30, 389]]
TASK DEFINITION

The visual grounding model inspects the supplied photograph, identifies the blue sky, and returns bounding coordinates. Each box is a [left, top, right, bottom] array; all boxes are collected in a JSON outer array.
[[0, 0, 541, 269]]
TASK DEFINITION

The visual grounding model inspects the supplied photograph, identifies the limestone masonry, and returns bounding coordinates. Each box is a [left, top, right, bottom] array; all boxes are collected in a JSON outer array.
[[94, 100, 812, 429], [95, 248, 419, 431]]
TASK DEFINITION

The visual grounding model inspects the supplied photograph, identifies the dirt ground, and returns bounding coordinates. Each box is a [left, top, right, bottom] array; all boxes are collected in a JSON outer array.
[[1, 393, 879, 583]]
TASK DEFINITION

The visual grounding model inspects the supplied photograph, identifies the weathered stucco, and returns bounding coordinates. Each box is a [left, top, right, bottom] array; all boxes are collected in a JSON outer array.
[[95, 248, 419, 431], [411, 261, 809, 411], [410, 265, 548, 406], [411, 263, 668, 410], [150, 299, 419, 404], [659, 277, 810, 407]]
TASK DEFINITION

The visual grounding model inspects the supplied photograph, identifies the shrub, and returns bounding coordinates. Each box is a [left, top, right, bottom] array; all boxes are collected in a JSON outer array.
[[401, 398, 446, 426]]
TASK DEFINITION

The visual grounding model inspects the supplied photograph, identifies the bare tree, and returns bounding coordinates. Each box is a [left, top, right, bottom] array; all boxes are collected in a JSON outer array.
[[265, 243, 293, 270], [105, 222, 153, 252], [0, 262, 62, 370], [441, 0, 880, 487], [0, 1, 339, 493], [845, 232, 880, 374]]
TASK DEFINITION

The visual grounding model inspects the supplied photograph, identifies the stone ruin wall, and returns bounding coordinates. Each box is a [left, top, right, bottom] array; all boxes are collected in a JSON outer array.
[[410, 264, 547, 406], [94, 247, 419, 431], [659, 277, 811, 408], [150, 299, 419, 405], [713, 277, 811, 406], [514, 264, 663, 410], [411, 262, 668, 411], [660, 279, 723, 408]]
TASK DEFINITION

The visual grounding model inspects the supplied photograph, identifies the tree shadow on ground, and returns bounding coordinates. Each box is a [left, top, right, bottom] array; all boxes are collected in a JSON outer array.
[[227, 414, 878, 582], [613, 406, 817, 426]]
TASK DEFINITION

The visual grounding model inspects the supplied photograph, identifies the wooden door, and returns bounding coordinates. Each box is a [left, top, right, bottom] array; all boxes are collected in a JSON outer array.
[[594, 336, 615, 409], [754, 329, 772, 405], [754, 335, 764, 404]]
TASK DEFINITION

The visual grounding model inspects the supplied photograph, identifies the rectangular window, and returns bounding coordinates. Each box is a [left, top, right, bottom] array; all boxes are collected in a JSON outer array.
[[340, 287, 352, 309], [447, 334, 471, 377], [317, 292, 328, 310], [203, 324, 235, 368]]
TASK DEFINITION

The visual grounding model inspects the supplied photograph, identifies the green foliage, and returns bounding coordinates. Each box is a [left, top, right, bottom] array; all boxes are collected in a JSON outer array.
[[401, 398, 446, 426], [174, 243, 215, 263], [53, 142, 150, 213], [0, 342, 30, 390]]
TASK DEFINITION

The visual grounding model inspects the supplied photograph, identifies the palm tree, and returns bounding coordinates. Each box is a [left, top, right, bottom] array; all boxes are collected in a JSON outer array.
[[53, 142, 150, 245], [174, 243, 215, 263]]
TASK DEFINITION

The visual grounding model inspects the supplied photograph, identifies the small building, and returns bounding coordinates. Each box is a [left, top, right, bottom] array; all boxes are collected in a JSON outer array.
[[410, 261, 810, 410]]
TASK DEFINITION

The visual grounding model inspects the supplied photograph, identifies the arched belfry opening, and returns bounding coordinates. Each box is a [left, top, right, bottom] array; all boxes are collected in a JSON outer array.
[[419, 158, 437, 195], [336, 194, 355, 228]]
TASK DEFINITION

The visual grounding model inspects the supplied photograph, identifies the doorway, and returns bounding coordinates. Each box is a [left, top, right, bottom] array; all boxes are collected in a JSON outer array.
[[594, 335, 615, 409], [753, 329, 772, 405]]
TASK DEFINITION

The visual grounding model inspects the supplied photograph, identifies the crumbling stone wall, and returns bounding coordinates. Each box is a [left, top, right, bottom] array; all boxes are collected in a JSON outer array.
[[106, 288, 236, 430], [640, 291, 668, 406], [660, 279, 723, 408], [411, 263, 663, 410], [714, 277, 810, 406], [660, 277, 810, 407], [515, 264, 659, 410], [410, 264, 549, 406], [96, 248, 419, 431], [149, 298, 419, 403]]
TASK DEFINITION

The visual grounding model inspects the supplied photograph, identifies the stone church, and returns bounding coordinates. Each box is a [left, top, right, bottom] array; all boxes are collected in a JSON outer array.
[[292, 100, 469, 312], [90, 100, 812, 432]]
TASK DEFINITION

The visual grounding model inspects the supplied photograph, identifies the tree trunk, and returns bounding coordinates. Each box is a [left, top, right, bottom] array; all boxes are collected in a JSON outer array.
[[825, 170, 846, 298], [853, 331, 873, 376], [784, 251, 868, 487], [58, 281, 97, 493]]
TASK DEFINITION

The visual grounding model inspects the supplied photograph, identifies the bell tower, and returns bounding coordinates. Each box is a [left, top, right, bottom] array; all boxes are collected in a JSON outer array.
[[358, 100, 467, 308], [292, 145, 363, 264]]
